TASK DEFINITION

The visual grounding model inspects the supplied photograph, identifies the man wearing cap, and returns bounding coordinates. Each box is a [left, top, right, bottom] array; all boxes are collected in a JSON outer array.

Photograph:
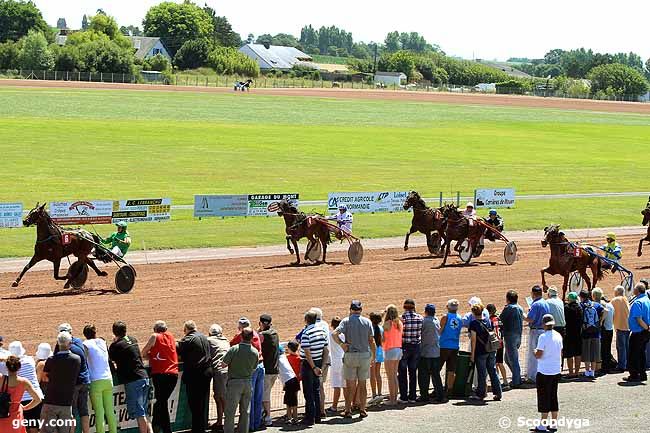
[[55, 323, 90, 433], [625, 283, 650, 382], [207, 324, 230, 432], [524, 286, 550, 383], [546, 287, 566, 338], [398, 298, 423, 403], [500, 290, 524, 387], [439, 299, 462, 393], [258, 314, 279, 427], [601, 232, 622, 268], [100, 221, 131, 258], [417, 304, 445, 403], [328, 205, 353, 235], [231, 318, 264, 431], [533, 314, 563, 433], [333, 300, 375, 419]]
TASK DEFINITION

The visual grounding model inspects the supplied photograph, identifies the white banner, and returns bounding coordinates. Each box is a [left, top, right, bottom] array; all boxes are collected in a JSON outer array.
[[112, 198, 171, 223], [194, 195, 248, 217], [50, 200, 114, 225], [247, 193, 299, 216], [327, 192, 408, 213], [88, 373, 182, 433], [0, 202, 23, 228], [474, 188, 516, 208]]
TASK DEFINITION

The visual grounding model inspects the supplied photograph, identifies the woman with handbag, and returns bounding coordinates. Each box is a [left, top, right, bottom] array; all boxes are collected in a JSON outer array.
[[469, 304, 503, 402], [0, 356, 42, 433]]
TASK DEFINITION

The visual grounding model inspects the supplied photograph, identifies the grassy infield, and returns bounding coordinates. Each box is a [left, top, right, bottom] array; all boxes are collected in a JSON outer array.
[[0, 86, 648, 257]]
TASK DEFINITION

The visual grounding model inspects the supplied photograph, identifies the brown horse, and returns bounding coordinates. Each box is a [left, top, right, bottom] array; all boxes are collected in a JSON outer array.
[[540, 225, 604, 299], [276, 199, 331, 265], [439, 203, 485, 266], [637, 198, 650, 257], [402, 191, 445, 254], [12, 203, 108, 289]]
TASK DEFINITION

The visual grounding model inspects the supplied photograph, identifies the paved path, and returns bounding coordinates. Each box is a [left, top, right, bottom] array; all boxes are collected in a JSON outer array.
[[0, 225, 644, 273]]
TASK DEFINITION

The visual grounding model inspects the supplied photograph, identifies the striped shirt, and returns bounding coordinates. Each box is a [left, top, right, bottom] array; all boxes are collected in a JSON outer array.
[[299, 324, 329, 362], [401, 310, 423, 344], [17, 355, 43, 401]]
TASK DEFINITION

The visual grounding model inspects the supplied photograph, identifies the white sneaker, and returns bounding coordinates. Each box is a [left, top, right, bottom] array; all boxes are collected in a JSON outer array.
[[265, 417, 273, 427]]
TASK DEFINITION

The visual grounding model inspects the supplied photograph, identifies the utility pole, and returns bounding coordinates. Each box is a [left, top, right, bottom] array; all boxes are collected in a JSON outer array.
[[373, 43, 378, 74]]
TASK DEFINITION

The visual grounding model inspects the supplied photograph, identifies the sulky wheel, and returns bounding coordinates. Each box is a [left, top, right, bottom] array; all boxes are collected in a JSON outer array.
[[68, 261, 89, 289], [504, 241, 518, 265], [115, 265, 136, 294], [458, 240, 473, 264], [305, 240, 322, 262], [568, 272, 584, 292], [348, 241, 364, 265]]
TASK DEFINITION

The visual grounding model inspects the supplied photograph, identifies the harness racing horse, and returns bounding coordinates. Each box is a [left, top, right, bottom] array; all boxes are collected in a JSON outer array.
[[439, 204, 486, 266], [276, 200, 331, 265], [540, 225, 604, 299], [402, 191, 445, 254], [637, 198, 650, 257], [12, 203, 108, 289]]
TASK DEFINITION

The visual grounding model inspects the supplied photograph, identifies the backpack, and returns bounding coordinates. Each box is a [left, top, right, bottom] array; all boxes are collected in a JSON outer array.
[[581, 302, 599, 334], [0, 376, 11, 419], [477, 320, 501, 353]]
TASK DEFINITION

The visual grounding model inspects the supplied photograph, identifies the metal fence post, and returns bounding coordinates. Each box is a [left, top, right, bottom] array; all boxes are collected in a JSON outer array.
[[456, 191, 460, 206], [439, 192, 443, 207]]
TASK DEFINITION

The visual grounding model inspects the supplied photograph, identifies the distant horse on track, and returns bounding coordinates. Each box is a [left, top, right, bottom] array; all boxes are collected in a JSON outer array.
[[637, 198, 650, 257], [12, 203, 107, 289], [540, 224, 604, 299], [276, 199, 331, 265], [402, 191, 445, 254], [439, 203, 485, 266]]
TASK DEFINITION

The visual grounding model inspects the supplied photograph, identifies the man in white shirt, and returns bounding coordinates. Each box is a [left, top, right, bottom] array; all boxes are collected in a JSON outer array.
[[533, 314, 563, 432], [328, 205, 353, 235]]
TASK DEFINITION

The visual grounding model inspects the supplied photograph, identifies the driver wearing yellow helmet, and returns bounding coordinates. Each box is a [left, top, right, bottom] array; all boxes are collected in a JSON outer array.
[[602, 232, 622, 270]]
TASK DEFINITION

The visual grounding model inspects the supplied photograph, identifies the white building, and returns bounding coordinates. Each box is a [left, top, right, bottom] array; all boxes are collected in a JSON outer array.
[[374, 71, 407, 86], [128, 37, 171, 61], [238, 44, 313, 71]]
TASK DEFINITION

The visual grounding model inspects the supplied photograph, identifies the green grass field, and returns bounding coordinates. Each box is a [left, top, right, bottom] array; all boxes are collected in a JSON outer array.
[[0, 86, 648, 257]]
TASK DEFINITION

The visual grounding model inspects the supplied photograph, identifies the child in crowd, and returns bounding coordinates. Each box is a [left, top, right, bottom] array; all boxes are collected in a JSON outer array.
[[369, 312, 384, 405], [282, 340, 301, 424], [487, 304, 509, 390], [327, 316, 346, 414]]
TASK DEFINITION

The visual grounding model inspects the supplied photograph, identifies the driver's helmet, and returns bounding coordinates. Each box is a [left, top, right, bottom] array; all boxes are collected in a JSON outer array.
[[466, 202, 474, 209], [489, 209, 497, 216], [116, 221, 128, 229], [338, 205, 347, 212]]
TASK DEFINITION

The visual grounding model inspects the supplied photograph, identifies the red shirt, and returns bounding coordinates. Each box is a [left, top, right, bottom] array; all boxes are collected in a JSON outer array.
[[489, 315, 504, 348], [287, 353, 301, 381], [149, 331, 179, 375], [230, 331, 263, 362]]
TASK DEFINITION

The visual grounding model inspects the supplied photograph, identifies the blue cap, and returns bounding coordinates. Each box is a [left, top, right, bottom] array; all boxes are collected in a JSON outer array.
[[350, 300, 362, 310], [425, 303, 436, 314], [489, 209, 497, 215]]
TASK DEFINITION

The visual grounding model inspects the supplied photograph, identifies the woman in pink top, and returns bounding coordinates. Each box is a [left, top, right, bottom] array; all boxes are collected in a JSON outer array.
[[0, 356, 41, 433], [382, 305, 403, 405]]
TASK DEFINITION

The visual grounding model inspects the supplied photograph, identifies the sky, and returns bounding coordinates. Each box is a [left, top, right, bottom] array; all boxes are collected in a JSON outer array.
[[32, 0, 650, 61]]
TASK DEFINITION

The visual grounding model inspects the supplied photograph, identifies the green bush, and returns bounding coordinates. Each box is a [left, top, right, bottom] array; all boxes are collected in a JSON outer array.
[[587, 63, 648, 97], [143, 53, 171, 72], [291, 64, 320, 80], [173, 38, 213, 70], [18, 30, 53, 70], [495, 79, 532, 94], [207, 46, 259, 77], [0, 39, 20, 69]]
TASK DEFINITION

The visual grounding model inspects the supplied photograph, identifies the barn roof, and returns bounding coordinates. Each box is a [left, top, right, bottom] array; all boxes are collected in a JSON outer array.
[[241, 44, 312, 69], [128, 36, 165, 59]]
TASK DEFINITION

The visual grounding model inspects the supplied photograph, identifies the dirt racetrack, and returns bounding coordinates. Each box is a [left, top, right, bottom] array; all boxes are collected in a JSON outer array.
[[2, 235, 649, 352], [3, 78, 650, 114]]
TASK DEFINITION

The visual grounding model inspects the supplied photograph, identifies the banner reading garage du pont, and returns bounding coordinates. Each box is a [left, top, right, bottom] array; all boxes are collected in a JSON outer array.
[[194, 194, 299, 217], [247, 193, 299, 216], [327, 192, 408, 213], [474, 188, 516, 208]]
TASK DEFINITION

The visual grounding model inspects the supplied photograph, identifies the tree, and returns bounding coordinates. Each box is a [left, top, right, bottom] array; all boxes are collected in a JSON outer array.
[[173, 38, 212, 69], [206, 46, 259, 77], [77, 38, 133, 73], [120, 25, 142, 36], [351, 43, 370, 59], [543, 49, 564, 65], [143, 53, 170, 72], [202, 5, 241, 47], [587, 63, 648, 98], [246, 33, 254, 44], [89, 14, 119, 40], [0, 39, 20, 68], [384, 31, 400, 52], [645, 58, 650, 80], [255, 34, 273, 46], [378, 50, 416, 79], [143, 1, 213, 56], [81, 14, 89, 30], [0, 0, 50, 43], [299, 25, 318, 51], [18, 30, 53, 70]]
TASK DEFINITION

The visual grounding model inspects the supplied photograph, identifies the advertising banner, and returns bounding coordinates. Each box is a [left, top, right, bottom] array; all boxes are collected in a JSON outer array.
[[50, 200, 113, 225], [112, 198, 171, 223], [474, 188, 516, 208], [0, 202, 23, 228], [194, 195, 248, 217], [327, 192, 408, 213], [247, 193, 299, 216]]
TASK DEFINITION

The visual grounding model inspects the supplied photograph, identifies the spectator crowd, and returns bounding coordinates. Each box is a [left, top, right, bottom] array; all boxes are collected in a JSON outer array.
[[1, 281, 649, 433]]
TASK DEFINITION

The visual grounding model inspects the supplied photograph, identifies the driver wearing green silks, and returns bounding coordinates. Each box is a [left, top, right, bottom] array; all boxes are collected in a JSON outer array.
[[101, 221, 131, 257]]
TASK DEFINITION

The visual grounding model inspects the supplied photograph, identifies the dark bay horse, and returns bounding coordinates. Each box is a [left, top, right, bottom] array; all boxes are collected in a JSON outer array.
[[402, 191, 445, 254], [439, 204, 485, 266], [541, 225, 604, 299], [637, 198, 650, 257], [12, 203, 107, 289], [276, 200, 331, 265]]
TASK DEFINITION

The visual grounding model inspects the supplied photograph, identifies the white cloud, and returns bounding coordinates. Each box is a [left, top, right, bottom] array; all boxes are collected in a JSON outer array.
[[33, 0, 650, 61]]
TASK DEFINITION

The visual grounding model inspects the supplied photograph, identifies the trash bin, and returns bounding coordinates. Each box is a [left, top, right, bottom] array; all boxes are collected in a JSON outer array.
[[449, 350, 474, 398]]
